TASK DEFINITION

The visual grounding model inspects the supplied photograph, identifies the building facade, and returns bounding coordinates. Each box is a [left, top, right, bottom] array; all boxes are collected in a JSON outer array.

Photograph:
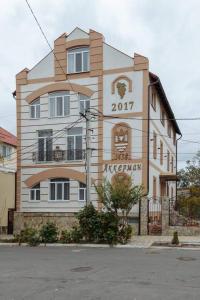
[[0, 127, 16, 234], [14, 27, 181, 232]]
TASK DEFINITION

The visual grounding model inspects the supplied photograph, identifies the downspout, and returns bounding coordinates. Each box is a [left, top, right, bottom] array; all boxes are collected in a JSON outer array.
[[138, 77, 159, 235], [176, 134, 182, 200]]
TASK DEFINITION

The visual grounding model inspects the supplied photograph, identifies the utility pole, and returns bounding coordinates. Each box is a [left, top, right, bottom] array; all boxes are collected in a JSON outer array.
[[81, 110, 92, 206]]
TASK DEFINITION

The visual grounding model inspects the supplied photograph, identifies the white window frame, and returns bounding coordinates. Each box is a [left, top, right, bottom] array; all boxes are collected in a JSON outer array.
[[49, 92, 70, 118], [49, 179, 70, 201], [29, 184, 40, 201], [67, 47, 89, 74], [67, 128, 83, 161], [30, 99, 40, 119], [79, 94, 90, 114], [79, 182, 86, 201]]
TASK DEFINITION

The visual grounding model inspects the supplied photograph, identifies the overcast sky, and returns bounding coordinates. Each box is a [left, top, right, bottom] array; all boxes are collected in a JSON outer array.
[[1, 0, 200, 169]]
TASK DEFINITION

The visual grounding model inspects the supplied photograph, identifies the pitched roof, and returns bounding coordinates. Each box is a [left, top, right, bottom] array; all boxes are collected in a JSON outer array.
[[0, 127, 17, 147], [149, 72, 181, 135]]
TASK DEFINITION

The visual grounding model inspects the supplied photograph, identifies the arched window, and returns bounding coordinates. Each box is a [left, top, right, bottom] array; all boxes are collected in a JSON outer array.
[[79, 182, 86, 201], [49, 178, 70, 201], [67, 47, 89, 73], [30, 183, 40, 201], [30, 98, 40, 119], [79, 93, 90, 114], [112, 123, 131, 161]]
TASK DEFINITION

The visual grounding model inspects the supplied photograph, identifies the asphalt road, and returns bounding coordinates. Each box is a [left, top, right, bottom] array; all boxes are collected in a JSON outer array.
[[0, 246, 200, 300]]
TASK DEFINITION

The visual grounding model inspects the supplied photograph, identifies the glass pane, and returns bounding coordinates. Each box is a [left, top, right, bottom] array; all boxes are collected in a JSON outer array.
[[79, 182, 86, 188], [57, 183, 62, 200], [79, 189, 85, 201], [38, 138, 44, 161], [30, 190, 35, 200], [49, 98, 55, 117], [67, 136, 74, 160], [46, 138, 53, 161], [80, 101, 84, 113], [36, 105, 40, 118], [76, 136, 82, 149], [83, 51, 89, 72], [68, 53, 74, 73], [30, 106, 35, 118], [64, 183, 69, 200], [36, 190, 40, 201], [51, 178, 69, 182], [86, 100, 90, 111], [38, 130, 52, 138], [64, 96, 70, 116], [76, 136, 82, 160], [56, 97, 63, 116], [75, 53, 82, 72], [67, 127, 82, 135], [50, 183, 55, 200]]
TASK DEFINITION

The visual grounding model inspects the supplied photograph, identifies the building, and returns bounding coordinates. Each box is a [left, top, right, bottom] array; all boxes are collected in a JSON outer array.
[[14, 27, 181, 233], [0, 127, 17, 234]]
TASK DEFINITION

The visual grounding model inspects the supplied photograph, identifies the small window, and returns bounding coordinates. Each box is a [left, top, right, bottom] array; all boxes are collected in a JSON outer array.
[[153, 132, 157, 160], [151, 92, 156, 111], [30, 99, 40, 119], [171, 156, 174, 173], [79, 94, 90, 114], [167, 150, 170, 171], [167, 122, 171, 138], [67, 47, 89, 74], [1, 145, 12, 160], [160, 140, 163, 165], [160, 109, 165, 126], [30, 183, 40, 201], [79, 182, 86, 201], [67, 127, 83, 161], [153, 176, 157, 200], [49, 91, 70, 118], [49, 178, 69, 201], [173, 131, 176, 145]]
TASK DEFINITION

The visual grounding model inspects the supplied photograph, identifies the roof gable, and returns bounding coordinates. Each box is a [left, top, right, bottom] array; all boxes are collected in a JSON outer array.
[[67, 27, 89, 41], [0, 127, 17, 147]]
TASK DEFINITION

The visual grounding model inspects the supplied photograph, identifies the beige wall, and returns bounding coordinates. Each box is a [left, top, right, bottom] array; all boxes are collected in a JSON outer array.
[[0, 172, 15, 228]]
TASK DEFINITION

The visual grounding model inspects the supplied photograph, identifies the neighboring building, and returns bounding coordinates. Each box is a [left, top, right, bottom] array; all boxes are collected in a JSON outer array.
[[14, 27, 181, 232], [0, 127, 17, 234]]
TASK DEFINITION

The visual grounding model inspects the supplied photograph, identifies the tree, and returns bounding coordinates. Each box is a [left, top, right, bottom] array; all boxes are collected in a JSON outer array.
[[178, 151, 200, 188], [94, 175, 143, 227]]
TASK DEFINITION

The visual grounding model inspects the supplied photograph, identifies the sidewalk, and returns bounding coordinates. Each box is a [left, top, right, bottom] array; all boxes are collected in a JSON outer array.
[[1, 234, 200, 248], [129, 235, 200, 248]]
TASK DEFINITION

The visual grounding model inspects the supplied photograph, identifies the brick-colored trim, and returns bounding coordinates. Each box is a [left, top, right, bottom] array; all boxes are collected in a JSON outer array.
[[24, 168, 86, 188], [54, 33, 67, 81], [25, 82, 95, 104]]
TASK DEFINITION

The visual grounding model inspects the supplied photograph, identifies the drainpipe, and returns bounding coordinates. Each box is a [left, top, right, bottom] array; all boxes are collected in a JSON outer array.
[[138, 77, 159, 235], [176, 134, 182, 201]]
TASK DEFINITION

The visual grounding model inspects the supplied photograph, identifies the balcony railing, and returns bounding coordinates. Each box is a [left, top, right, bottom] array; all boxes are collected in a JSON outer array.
[[32, 149, 85, 163]]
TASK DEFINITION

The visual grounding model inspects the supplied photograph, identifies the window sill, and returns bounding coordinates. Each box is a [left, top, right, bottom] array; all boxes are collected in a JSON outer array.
[[67, 71, 90, 75]]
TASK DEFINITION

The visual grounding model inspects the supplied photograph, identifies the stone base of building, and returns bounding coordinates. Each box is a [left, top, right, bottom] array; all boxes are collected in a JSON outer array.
[[0, 226, 8, 235], [14, 212, 78, 234]]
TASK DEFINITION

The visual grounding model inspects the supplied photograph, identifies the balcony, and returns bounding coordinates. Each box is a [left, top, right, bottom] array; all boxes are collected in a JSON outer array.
[[32, 149, 85, 163]]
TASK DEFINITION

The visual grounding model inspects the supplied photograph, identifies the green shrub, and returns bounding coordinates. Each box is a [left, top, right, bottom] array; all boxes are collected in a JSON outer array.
[[15, 228, 40, 246], [98, 212, 119, 244], [70, 226, 83, 243], [171, 231, 179, 245], [60, 230, 72, 243], [27, 230, 40, 247], [77, 203, 100, 242], [40, 222, 58, 244], [118, 225, 132, 244]]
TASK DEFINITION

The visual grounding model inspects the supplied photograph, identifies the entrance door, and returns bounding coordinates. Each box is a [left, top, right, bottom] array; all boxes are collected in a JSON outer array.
[[7, 209, 14, 234]]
